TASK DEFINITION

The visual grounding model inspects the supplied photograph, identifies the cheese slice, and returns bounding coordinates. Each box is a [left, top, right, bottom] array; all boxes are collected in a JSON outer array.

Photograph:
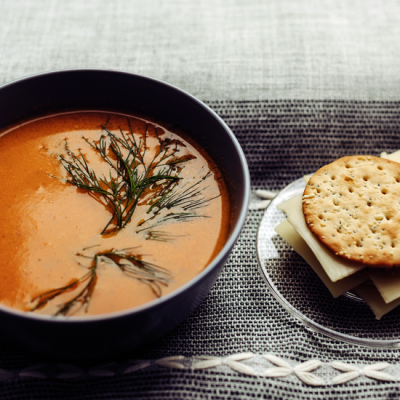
[[381, 150, 400, 163], [352, 283, 400, 320], [275, 218, 397, 318], [277, 194, 365, 282], [367, 271, 400, 304], [275, 219, 367, 297]]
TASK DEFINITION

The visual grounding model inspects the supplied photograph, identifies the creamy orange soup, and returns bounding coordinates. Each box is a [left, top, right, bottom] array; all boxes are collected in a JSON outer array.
[[0, 112, 230, 316]]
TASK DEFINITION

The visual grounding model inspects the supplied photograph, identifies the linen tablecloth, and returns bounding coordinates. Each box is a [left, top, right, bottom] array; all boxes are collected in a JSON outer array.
[[1, 1, 400, 398]]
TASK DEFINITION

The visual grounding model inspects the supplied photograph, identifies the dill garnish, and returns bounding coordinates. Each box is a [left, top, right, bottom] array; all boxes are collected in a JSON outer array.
[[145, 230, 182, 242], [57, 123, 186, 234], [53, 120, 220, 237], [136, 212, 209, 233], [30, 267, 97, 316], [30, 248, 171, 316], [147, 171, 220, 213], [37, 119, 221, 315]]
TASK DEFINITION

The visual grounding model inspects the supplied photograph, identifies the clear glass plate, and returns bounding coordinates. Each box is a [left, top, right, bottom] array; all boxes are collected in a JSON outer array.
[[256, 178, 400, 348]]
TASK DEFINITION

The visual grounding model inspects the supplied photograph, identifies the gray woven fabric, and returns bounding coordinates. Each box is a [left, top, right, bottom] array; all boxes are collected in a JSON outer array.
[[2, 1, 400, 399], [1, 0, 400, 101]]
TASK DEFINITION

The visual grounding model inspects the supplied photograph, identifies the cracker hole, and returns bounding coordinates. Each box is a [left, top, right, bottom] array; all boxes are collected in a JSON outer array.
[[317, 188, 321, 193], [392, 242, 396, 248], [348, 188, 354, 193], [396, 177, 400, 183], [333, 199, 339, 206], [318, 214, 323, 220], [331, 175, 336, 180], [378, 165, 383, 170], [385, 214, 392, 220], [345, 164, 351, 169], [382, 188, 388, 195], [363, 176, 369, 181], [367, 201, 372, 207]]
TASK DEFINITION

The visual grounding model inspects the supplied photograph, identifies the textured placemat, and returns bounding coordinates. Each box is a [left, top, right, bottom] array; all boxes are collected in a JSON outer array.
[[0, 100, 399, 399], [2, 0, 400, 102]]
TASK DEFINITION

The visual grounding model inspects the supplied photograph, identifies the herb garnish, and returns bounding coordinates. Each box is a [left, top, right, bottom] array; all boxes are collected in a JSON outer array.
[[57, 123, 186, 234], [145, 231, 182, 242], [37, 119, 219, 316], [30, 248, 171, 316]]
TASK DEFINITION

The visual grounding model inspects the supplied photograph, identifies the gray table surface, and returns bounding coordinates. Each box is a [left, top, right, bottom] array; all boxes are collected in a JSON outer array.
[[1, 1, 400, 399], [2, 0, 400, 102]]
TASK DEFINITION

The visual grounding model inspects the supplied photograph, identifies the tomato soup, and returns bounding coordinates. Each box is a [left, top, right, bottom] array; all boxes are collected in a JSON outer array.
[[0, 112, 230, 316]]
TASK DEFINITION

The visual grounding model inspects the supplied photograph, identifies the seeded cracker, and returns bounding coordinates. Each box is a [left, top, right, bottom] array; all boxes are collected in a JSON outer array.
[[303, 155, 400, 268]]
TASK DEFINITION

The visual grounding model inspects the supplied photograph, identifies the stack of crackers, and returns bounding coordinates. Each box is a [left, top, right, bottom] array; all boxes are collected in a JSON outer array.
[[275, 151, 400, 319]]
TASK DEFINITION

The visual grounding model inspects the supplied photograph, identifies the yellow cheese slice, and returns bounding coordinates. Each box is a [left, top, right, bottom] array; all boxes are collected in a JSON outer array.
[[367, 271, 400, 304], [275, 219, 399, 319], [277, 194, 365, 282], [381, 150, 400, 163], [275, 219, 367, 297], [352, 283, 400, 320]]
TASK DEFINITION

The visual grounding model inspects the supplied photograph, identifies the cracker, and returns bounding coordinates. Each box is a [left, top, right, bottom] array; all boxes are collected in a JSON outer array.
[[303, 155, 400, 268]]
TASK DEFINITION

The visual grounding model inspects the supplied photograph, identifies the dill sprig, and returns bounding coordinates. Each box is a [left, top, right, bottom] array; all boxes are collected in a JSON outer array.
[[137, 212, 209, 233], [147, 171, 220, 214], [29, 249, 171, 316], [57, 122, 186, 234], [145, 230, 182, 242], [94, 248, 171, 297], [30, 266, 98, 316]]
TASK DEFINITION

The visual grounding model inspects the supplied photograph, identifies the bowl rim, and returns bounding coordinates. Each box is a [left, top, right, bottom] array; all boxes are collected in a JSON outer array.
[[0, 68, 251, 323]]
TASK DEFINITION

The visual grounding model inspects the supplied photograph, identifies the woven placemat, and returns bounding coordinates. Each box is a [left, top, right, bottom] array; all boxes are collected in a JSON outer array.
[[3, 0, 400, 102], [0, 100, 400, 399]]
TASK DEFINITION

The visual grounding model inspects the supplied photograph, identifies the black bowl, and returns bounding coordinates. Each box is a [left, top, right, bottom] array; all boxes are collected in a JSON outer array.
[[0, 69, 250, 360]]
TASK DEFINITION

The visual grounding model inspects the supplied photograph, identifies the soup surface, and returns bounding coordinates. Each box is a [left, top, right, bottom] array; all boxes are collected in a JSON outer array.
[[0, 112, 230, 316]]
